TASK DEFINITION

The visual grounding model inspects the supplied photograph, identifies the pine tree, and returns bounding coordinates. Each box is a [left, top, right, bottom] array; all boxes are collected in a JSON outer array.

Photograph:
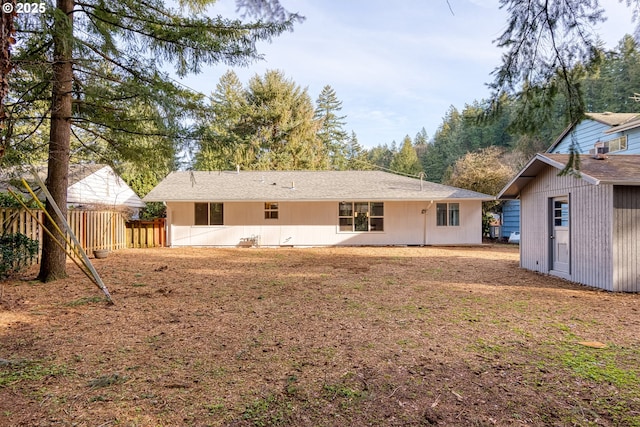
[[583, 35, 640, 113], [241, 70, 324, 170], [314, 85, 348, 170], [390, 135, 422, 176], [195, 70, 248, 170], [422, 106, 462, 183], [367, 143, 394, 170], [488, 1, 640, 172], [345, 131, 368, 170], [4, 0, 301, 281]]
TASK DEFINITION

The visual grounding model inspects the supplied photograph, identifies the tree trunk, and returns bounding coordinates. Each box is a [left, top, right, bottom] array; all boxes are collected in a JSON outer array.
[[38, 0, 74, 282], [0, 0, 16, 160]]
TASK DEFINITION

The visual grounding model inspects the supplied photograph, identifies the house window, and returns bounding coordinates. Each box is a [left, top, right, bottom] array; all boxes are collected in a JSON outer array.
[[554, 200, 569, 226], [338, 202, 353, 231], [265, 202, 279, 219], [195, 203, 224, 225], [607, 136, 627, 153], [592, 136, 628, 154], [338, 202, 384, 232], [437, 203, 460, 226]]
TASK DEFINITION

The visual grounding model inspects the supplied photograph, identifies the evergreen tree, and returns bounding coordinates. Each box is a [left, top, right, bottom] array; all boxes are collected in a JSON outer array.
[[366, 143, 394, 170], [582, 35, 640, 113], [489, 0, 606, 125], [195, 70, 248, 170], [345, 131, 368, 170], [238, 70, 324, 170], [422, 106, 462, 183], [314, 85, 349, 170], [412, 128, 428, 162], [390, 135, 422, 176], [4, 0, 301, 281], [488, 1, 640, 171]]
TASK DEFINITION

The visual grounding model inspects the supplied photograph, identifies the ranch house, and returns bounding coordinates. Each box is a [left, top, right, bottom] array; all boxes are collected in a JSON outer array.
[[144, 170, 493, 247]]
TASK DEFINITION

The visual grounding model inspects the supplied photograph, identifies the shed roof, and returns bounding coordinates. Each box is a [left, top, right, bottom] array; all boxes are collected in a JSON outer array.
[[498, 154, 640, 199], [144, 170, 494, 203]]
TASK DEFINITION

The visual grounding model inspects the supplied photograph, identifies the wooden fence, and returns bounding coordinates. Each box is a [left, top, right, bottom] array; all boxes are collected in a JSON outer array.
[[1, 208, 166, 262], [126, 219, 166, 248]]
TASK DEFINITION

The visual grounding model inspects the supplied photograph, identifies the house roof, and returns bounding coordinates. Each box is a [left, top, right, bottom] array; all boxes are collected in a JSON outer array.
[[0, 164, 107, 191], [546, 112, 640, 153], [498, 154, 640, 199], [1, 164, 145, 209], [585, 112, 640, 127], [144, 170, 494, 203], [603, 115, 640, 134]]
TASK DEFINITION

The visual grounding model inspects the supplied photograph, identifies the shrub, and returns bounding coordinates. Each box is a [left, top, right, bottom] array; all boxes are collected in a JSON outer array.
[[0, 233, 39, 278], [139, 202, 166, 219], [0, 192, 40, 208]]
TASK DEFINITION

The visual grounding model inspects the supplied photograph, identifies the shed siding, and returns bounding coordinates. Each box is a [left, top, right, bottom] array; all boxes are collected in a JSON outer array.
[[570, 184, 613, 290], [520, 165, 614, 290], [165, 200, 482, 247], [613, 186, 640, 292]]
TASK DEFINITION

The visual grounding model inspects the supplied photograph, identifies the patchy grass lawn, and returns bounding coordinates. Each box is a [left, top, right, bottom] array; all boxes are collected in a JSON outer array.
[[1, 245, 639, 426]]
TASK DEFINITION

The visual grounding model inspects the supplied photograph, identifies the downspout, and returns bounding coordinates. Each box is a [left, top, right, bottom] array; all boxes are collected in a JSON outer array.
[[422, 200, 434, 246], [164, 202, 171, 247]]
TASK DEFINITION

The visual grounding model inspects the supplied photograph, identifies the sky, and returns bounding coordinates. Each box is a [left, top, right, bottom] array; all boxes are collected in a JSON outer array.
[[176, 0, 637, 149]]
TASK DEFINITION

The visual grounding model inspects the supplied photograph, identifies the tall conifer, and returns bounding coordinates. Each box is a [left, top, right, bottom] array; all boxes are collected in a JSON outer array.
[[4, 0, 301, 281]]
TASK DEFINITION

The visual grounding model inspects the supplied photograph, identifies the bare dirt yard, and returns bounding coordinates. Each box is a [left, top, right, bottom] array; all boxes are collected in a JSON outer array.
[[1, 245, 639, 426]]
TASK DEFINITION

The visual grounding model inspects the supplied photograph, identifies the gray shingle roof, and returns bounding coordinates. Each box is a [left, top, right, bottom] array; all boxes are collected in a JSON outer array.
[[144, 170, 493, 202], [544, 154, 640, 185]]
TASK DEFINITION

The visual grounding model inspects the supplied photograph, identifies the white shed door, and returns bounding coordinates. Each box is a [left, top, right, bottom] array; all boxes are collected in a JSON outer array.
[[551, 197, 570, 273]]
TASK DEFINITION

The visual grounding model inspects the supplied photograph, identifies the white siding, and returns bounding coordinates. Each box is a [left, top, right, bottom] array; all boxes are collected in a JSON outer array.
[[165, 200, 483, 247], [67, 167, 145, 209], [520, 165, 614, 290]]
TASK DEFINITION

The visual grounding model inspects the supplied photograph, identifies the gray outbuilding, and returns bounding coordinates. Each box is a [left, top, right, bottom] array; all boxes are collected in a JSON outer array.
[[498, 153, 640, 292]]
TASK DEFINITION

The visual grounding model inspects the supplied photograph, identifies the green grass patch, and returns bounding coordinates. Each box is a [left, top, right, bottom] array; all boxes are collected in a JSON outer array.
[[64, 296, 106, 306], [241, 394, 292, 427], [87, 373, 128, 388], [471, 338, 506, 355], [323, 371, 366, 402], [561, 346, 640, 387], [0, 360, 71, 387], [205, 401, 225, 414], [323, 383, 364, 399]]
